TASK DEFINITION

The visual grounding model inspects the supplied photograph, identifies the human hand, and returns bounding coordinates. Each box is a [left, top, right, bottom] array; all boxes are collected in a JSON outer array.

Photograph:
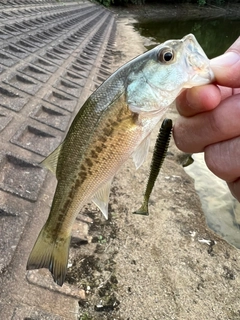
[[173, 36, 240, 201]]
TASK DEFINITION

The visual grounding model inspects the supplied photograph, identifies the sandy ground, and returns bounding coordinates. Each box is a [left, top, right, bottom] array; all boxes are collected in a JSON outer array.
[[67, 8, 240, 320]]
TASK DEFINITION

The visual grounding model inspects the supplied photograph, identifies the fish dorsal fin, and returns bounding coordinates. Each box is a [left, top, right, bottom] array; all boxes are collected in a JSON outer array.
[[41, 143, 63, 176], [92, 179, 113, 220], [132, 135, 151, 170]]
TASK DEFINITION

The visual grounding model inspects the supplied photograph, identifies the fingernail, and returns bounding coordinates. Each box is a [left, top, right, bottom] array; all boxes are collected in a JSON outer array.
[[210, 51, 240, 67]]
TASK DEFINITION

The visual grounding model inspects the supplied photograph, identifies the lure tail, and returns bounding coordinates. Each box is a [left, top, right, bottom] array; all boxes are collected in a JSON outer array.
[[26, 225, 71, 286]]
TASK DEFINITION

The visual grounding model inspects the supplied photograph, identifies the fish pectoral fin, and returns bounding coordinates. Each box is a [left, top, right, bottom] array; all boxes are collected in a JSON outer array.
[[41, 143, 63, 176], [132, 135, 151, 170], [92, 179, 112, 220], [26, 225, 70, 286]]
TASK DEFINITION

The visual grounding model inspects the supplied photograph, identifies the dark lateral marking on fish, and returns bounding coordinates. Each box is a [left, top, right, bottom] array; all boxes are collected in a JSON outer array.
[[95, 146, 102, 153], [109, 120, 119, 127], [103, 126, 114, 136], [78, 171, 88, 181], [85, 158, 93, 167], [53, 221, 65, 235], [53, 198, 72, 234], [99, 136, 107, 143], [91, 150, 98, 159], [133, 118, 173, 216], [68, 185, 76, 200], [59, 177, 84, 219], [75, 178, 81, 189], [62, 198, 72, 213], [81, 164, 87, 171]]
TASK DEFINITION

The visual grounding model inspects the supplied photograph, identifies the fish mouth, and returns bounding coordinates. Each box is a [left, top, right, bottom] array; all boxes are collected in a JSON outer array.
[[182, 34, 215, 88], [190, 68, 215, 86], [184, 67, 215, 88]]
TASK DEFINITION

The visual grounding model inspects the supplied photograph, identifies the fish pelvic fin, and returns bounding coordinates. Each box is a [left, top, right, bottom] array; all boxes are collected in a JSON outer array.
[[26, 226, 70, 286]]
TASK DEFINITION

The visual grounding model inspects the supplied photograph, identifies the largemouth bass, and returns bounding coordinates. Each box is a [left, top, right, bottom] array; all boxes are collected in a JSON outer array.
[[27, 34, 214, 286], [133, 118, 173, 216]]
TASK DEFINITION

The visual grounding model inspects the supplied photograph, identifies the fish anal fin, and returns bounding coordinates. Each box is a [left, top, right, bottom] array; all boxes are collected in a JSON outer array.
[[26, 226, 70, 286], [41, 143, 63, 176], [92, 179, 112, 220], [132, 135, 151, 170]]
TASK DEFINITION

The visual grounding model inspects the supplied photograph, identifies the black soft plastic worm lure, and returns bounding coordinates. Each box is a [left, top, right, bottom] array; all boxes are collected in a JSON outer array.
[[133, 118, 173, 215]]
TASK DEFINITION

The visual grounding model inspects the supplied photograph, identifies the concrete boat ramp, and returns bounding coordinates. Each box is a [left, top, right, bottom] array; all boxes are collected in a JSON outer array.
[[0, 1, 116, 318]]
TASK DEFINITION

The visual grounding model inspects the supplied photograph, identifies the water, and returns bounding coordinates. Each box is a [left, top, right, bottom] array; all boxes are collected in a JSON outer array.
[[134, 17, 240, 58], [185, 153, 240, 248], [134, 16, 240, 247]]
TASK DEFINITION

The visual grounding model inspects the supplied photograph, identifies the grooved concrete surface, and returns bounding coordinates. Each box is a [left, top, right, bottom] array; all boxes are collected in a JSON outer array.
[[0, 1, 116, 318]]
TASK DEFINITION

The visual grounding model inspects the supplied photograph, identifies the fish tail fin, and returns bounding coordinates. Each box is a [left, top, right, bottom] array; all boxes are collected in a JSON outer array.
[[26, 226, 71, 286]]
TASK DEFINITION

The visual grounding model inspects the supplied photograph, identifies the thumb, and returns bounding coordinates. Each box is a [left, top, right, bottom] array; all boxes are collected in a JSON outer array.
[[210, 36, 240, 88]]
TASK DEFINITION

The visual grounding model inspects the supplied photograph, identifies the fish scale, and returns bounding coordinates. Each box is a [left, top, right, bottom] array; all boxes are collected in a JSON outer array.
[[27, 34, 214, 286]]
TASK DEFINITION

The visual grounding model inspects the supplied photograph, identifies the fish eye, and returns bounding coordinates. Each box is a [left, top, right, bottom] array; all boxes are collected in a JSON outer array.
[[158, 47, 175, 63]]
